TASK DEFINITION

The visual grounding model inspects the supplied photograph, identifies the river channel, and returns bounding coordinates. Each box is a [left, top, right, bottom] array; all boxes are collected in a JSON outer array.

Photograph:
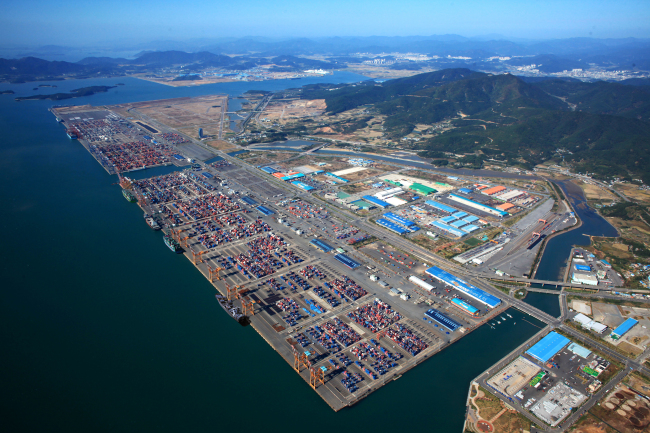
[[534, 179, 619, 281]]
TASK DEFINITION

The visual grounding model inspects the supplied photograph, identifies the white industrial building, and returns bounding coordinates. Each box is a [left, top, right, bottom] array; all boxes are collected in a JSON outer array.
[[572, 272, 598, 286], [497, 190, 526, 201], [375, 187, 405, 200], [408, 275, 435, 292], [572, 313, 608, 333], [385, 196, 407, 206]]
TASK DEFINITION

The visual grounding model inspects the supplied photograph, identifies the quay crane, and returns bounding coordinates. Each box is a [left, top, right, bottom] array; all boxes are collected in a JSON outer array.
[[190, 248, 209, 265], [241, 296, 256, 316], [208, 265, 224, 282], [309, 364, 331, 389], [291, 345, 311, 373], [226, 283, 247, 301]]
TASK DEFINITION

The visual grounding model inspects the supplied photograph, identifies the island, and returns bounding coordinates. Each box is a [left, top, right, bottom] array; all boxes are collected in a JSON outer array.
[[15, 85, 115, 101]]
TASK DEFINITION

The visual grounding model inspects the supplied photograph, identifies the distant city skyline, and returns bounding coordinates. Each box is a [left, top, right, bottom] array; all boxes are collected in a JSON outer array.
[[2, 0, 650, 47]]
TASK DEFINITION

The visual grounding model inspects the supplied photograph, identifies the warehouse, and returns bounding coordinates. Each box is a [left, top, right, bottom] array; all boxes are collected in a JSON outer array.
[[240, 196, 257, 205], [441, 215, 457, 223], [425, 199, 457, 214], [497, 190, 525, 201], [375, 187, 404, 200], [525, 331, 570, 363], [496, 203, 515, 212], [325, 172, 349, 183], [462, 215, 479, 223], [260, 166, 278, 174], [425, 266, 501, 308], [482, 185, 506, 195], [292, 181, 314, 191], [376, 218, 408, 234], [334, 253, 361, 269], [409, 275, 435, 292], [611, 318, 638, 339], [281, 173, 305, 181], [256, 205, 275, 216], [310, 239, 334, 253], [383, 212, 416, 228], [351, 199, 375, 210], [452, 211, 468, 219], [458, 188, 473, 194], [571, 272, 598, 285], [424, 308, 462, 331], [362, 195, 391, 208], [451, 298, 479, 316], [448, 193, 508, 217], [409, 183, 436, 195], [575, 264, 591, 272], [429, 220, 467, 238], [385, 196, 407, 206], [567, 343, 592, 359], [450, 220, 468, 229]]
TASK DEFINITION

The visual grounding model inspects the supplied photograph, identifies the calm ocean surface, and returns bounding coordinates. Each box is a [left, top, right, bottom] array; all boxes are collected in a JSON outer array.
[[1, 74, 543, 432]]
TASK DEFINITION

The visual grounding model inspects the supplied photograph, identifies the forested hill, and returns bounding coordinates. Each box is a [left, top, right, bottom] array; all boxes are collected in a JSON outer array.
[[300, 69, 650, 182]]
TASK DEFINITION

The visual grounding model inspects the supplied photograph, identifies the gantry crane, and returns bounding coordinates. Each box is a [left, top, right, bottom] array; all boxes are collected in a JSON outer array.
[[309, 365, 331, 389], [190, 248, 210, 265], [241, 296, 256, 316], [208, 266, 224, 282], [291, 345, 310, 373], [226, 283, 243, 301]]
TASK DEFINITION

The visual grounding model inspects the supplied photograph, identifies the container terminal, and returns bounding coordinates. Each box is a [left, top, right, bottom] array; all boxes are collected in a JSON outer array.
[[50, 101, 519, 411]]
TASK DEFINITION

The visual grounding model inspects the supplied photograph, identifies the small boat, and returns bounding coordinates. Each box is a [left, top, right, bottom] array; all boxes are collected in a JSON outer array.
[[497, 321, 500, 324], [507, 313, 513, 318], [501, 316, 507, 321], [215, 294, 249, 326]]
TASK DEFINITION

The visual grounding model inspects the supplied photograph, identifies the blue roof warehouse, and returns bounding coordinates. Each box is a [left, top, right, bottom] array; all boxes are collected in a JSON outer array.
[[525, 331, 570, 363], [425, 266, 501, 308]]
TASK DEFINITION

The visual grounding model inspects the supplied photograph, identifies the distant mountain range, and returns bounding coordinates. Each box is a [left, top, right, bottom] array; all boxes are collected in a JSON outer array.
[[300, 68, 650, 182], [0, 50, 351, 82], [2, 35, 650, 66]]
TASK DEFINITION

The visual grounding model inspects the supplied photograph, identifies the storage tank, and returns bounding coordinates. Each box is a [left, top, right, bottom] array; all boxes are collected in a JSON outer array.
[[409, 275, 434, 292]]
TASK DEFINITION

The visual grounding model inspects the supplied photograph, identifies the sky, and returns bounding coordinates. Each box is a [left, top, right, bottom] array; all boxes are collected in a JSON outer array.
[[2, 0, 650, 47]]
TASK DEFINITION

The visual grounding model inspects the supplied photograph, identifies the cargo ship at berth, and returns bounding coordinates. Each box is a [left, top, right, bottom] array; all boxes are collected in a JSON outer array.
[[215, 294, 249, 326], [122, 189, 137, 202], [163, 233, 182, 253], [66, 130, 78, 139], [146, 216, 161, 230]]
